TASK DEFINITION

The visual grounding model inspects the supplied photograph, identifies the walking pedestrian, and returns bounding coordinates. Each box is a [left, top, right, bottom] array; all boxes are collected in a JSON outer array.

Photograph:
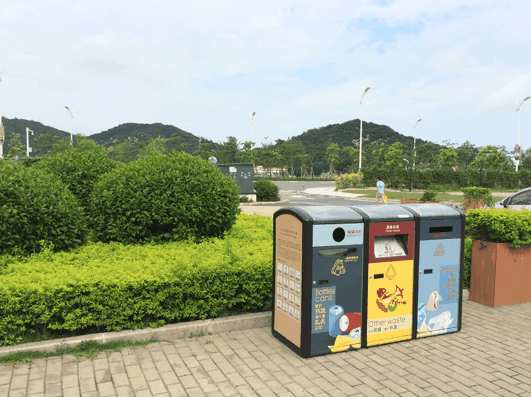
[[376, 176, 386, 204]]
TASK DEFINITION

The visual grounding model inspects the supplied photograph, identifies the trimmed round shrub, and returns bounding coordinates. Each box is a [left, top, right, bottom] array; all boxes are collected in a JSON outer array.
[[254, 179, 280, 202], [35, 139, 121, 209], [89, 152, 240, 244], [0, 161, 89, 255]]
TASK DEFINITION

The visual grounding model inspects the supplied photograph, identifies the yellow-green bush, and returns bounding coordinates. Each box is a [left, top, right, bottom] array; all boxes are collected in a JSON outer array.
[[466, 209, 531, 249], [335, 173, 361, 189], [0, 214, 273, 346]]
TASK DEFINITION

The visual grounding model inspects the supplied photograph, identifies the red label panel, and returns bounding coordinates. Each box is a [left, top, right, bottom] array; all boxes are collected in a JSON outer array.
[[369, 221, 415, 263]]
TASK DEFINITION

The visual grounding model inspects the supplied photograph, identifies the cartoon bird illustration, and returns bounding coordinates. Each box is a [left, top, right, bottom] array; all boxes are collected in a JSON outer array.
[[376, 286, 407, 313]]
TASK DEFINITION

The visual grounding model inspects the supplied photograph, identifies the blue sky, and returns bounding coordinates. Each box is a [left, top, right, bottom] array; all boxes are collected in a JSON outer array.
[[1, 0, 530, 152]]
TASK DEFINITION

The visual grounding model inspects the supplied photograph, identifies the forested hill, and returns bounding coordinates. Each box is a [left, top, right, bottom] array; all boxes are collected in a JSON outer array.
[[293, 119, 429, 148], [89, 123, 219, 153], [1, 117, 71, 157]]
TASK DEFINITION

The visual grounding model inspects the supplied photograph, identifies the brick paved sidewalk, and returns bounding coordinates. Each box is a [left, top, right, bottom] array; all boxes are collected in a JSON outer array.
[[1, 300, 531, 397]]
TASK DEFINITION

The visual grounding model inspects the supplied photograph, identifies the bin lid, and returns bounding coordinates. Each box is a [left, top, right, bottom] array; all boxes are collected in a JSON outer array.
[[400, 203, 461, 219], [349, 205, 414, 221], [292, 206, 363, 222]]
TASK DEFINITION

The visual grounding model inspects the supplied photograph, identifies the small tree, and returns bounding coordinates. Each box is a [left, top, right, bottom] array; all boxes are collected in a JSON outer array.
[[325, 142, 340, 177], [6, 132, 25, 158], [238, 141, 259, 164], [438, 148, 458, 169]]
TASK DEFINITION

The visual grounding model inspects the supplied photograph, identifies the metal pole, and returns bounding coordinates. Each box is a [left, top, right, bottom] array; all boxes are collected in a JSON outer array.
[[359, 104, 363, 170], [26, 128, 29, 157], [413, 119, 421, 170], [409, 165, 412, 192], [516, 111, 521, 172], [357, 87, 370, 171], [0, 68, 3, 159]]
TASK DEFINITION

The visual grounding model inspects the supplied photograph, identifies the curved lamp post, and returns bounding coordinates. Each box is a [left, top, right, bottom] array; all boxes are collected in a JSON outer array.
[[357, 87, 370, 171], [510, 97, 530, 172], [0, 68, 4, 159], [412, 119, 422, 169], [64, 106, 75, 144], [250, 112, 256, 150]]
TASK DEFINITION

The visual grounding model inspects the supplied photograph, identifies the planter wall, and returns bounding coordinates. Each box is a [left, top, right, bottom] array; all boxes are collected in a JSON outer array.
[[470, 240, 531, 307], [463, 198, 484, 214]]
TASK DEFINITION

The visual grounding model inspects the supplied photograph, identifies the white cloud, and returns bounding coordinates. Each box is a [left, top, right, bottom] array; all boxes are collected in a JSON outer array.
[[0, 0, 530, 149]]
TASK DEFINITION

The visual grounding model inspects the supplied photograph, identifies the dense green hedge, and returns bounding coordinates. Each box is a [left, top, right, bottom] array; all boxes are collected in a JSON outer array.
[[0, 161, 88, 256], [362, 168, 531, 190], [35, 140, 121, 210], [0, 214, 273, 346], [89, 152, 240, 244], [466, 209, 531, 249]]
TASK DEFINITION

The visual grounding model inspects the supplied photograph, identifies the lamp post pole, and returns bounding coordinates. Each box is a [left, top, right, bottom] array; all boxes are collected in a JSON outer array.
[[357, 87, 370, 171], [0, 68, 4, 159], [511, 97, 530, 172], [26, 128, 34, 157], [64, 106, 75, 144], [250, 112, 256, 149], [412, 119, 422, 169], [403, 159, 412, 192]]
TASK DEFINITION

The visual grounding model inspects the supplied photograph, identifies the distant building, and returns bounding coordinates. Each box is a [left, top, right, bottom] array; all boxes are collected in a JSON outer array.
[[254, 165, 288, 177]]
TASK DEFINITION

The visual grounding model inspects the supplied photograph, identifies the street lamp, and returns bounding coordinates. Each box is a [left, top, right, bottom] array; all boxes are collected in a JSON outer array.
[[250, 112, 256, 149], [403, 159, 412, 192], [64, 106, 75, 144], [510, 97, 530, 172], [412, 119, 422, 169], [357, 87, 370, 171], [0, 68, 4, 159], [26, 128, 34, 157]]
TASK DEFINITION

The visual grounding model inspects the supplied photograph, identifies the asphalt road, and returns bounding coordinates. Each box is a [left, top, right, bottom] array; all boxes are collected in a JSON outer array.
[[274, 180, 370, 206]]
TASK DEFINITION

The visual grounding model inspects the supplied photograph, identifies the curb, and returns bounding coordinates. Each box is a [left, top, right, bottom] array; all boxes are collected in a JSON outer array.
[[1, 290, 471, 356], [240, 199, 289, 206], [0, 312, 272, 357]]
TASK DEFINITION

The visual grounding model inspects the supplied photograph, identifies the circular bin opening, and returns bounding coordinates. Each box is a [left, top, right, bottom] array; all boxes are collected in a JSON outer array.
[[333, 227, 345, 242]]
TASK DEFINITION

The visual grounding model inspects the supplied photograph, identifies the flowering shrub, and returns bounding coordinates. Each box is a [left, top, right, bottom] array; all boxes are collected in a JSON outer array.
[[335, 173, 362, 189]]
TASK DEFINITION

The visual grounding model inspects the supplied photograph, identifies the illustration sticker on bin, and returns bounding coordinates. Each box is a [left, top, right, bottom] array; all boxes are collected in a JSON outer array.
[[273, 206, 364, 357], [400, 204, 465, 339], [350, 205, 415, 347], [272, 204, 464, 358]]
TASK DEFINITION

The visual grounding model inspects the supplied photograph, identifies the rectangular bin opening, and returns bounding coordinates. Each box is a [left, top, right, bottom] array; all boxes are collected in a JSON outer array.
[[429, 226, 453, 233], [318, 247, 358, 257], [374, 235, 409, 259]]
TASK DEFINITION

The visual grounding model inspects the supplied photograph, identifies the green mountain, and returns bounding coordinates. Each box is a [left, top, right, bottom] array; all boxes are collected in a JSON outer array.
[[0, 118, 219, 157], [1, 117, 72, 157], [291, 119, 437, 173], [293, 119, 429, 148], [89, 122, 219, 153]]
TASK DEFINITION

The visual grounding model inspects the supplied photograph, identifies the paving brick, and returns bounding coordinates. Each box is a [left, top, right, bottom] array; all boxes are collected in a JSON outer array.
[[62, 374, 79, 389], [44, 382, 63, 397], [148, 379, 168, 394], [62, 387, 81, 397]]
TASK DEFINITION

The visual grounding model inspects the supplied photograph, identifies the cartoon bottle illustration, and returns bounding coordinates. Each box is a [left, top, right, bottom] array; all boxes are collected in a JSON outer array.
[[328, 305, 344, 337]]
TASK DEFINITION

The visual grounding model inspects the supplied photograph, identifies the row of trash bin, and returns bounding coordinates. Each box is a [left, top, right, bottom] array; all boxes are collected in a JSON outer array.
[[272, 204, 465, 358]]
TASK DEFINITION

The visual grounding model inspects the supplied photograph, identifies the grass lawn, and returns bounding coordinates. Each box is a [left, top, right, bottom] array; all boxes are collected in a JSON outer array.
[[342, 189, 504, 204]]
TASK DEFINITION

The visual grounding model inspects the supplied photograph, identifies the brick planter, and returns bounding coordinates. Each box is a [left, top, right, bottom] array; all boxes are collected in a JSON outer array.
[[463, 198, 484, 214], [469, 240, 531, 307]]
